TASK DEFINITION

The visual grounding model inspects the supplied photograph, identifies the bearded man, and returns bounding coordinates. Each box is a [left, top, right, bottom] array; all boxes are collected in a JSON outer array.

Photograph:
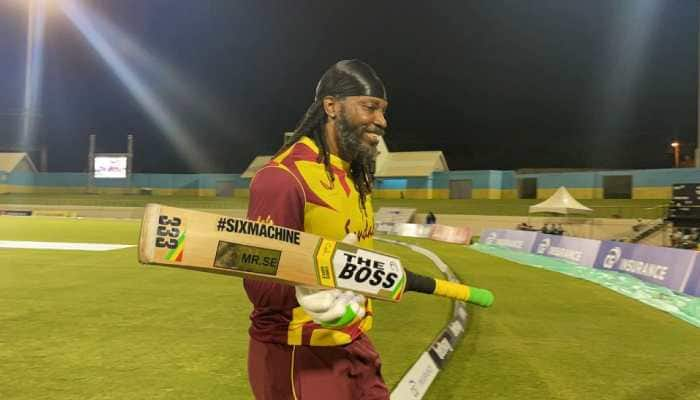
[[244, 59, 389, 400]]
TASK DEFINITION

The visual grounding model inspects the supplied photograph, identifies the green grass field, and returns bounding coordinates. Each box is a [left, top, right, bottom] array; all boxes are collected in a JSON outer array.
[[2, 216, 698, 399], [0, 193, 669, 218]]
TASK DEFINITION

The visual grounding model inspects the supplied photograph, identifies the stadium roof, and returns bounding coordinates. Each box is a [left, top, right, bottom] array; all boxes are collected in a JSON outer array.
[[241, 137, 448, 179], [0, 153, 38, 173], [241, 155, 273, 178], [375, 151, 448, 177]]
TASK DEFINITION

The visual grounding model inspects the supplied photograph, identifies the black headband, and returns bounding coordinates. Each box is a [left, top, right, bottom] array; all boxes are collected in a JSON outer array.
[[314, 59, 387, 102]]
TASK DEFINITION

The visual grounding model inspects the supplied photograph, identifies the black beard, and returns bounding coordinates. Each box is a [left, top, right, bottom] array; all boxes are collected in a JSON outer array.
[[335, 111, 379, 165]]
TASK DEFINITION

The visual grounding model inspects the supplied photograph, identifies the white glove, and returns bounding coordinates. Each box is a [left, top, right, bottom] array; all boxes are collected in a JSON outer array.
[[296, 288, 366, 328], [295, 234, 366, 328]]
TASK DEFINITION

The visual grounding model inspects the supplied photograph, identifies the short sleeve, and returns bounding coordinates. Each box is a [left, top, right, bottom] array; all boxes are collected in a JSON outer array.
[[246, 165, 304, 230], [244, 165, 305, 309]]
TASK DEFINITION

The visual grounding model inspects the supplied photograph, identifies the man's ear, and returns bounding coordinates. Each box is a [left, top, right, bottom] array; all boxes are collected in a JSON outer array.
[[322, 96, 339, 119]]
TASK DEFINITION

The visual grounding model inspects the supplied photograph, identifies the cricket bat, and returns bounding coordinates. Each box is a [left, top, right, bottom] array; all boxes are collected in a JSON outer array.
[[138, 204, 494, 307]]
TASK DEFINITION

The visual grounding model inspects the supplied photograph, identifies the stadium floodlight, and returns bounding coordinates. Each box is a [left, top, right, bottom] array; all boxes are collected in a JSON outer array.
[[20, 0, 47, 149], [89, 14, 235, 136], [593, 1, 662, 149], [671, 141, 680, 168], [59, 0, 211, 172]]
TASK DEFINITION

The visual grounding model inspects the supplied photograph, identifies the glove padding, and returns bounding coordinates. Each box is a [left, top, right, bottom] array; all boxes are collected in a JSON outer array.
[[295, 287, 366, 328], [295, 233, 366, 328]]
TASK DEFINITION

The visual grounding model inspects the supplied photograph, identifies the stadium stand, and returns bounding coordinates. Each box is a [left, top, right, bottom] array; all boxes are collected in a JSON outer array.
[[374, 207, 416, 233]]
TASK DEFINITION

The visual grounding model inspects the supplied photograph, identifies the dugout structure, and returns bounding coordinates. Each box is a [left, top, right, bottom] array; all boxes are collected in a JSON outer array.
[[241, 137, 449, 199], [0, 152, 38, 174], [0, 153, 38, 194]]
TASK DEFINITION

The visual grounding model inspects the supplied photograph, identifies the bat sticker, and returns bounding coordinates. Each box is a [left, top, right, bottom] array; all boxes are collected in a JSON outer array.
[[213, 241, 281, 275], [332, 244, 405, 297]]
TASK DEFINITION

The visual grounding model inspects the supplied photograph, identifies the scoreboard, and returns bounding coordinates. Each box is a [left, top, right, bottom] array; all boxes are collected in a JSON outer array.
[[668, 183, 700, 222]]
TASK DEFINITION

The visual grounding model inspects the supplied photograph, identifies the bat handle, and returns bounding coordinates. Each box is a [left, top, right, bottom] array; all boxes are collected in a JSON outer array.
[[405, 270, 494, 307]]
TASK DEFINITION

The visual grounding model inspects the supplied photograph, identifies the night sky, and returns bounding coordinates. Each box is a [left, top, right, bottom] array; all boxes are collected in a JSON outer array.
[[0, 0, 698, 173]]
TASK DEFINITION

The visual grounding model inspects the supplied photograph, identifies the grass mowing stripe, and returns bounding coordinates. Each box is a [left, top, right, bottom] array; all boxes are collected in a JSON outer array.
[[0, 216, 140, 244], [4, 218, 698, 400], [379, 235, 700, 400], [1, 218, 451, 399], [0, 193, 668, 218], [0, 248, 252, 399]]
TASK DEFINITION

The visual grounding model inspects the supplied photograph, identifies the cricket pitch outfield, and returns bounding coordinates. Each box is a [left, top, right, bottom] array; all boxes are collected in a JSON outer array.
[[1, 215, 698, 400]]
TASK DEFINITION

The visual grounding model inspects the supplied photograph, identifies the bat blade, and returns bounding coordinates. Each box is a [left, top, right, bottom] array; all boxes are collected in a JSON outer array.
[[138, 204, 494, 307], [138, 204, 407, 302]]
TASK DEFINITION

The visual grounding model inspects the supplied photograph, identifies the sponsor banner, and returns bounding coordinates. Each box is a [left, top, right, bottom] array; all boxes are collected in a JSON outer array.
[[430, 224, 472, 244], [375, 207, 416, 224], [594, 241, 697, 292], [390, 352, 440, 400], [382, 236, 472, 400], [480, 229, 538, 253], [453, 302, 468, 325], [0, 209, 32, 216], [375, 222, 395, 234], [532, 234, 601, 267], [427, 329, 456, 369], [683, 263, 700, 296], [391, 223, 434, 238], [446, 319, 465, 341], [331, 245, 404, 298]]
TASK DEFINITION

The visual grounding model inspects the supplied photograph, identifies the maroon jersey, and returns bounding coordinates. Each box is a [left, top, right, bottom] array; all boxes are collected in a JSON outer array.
[[244, 137, 375, 346]]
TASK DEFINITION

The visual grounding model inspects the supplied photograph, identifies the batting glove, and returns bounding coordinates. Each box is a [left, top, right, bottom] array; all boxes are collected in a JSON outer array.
[[295, 233, 366, 328]]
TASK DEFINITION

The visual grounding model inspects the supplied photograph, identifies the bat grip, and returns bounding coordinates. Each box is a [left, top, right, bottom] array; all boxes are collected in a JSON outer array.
[[405, 270, 494, 307]]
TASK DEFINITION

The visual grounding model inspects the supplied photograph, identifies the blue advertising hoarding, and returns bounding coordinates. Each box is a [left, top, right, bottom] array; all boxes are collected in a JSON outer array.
[[532, 234, 601, 267], [594, 241, 697, 292], [480, 229, 538, 253], [480, 229, 700, 296]]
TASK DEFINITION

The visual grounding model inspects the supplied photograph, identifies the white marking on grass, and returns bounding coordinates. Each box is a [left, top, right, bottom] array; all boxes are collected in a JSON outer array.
[[0, 241, 134, 251]]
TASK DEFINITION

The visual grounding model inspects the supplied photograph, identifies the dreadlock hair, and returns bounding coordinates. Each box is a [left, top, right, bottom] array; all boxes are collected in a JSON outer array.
[[277, 98, 375, 212]]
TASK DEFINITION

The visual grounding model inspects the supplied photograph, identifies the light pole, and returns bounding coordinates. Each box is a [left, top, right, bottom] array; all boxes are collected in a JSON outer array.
[[671, 140, 680, 168], [696, 1, 700, 167], [21, 0, 47, 149]]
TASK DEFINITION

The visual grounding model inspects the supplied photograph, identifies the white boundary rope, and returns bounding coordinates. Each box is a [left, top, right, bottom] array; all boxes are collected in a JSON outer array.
[[376, 237, 469, 400]]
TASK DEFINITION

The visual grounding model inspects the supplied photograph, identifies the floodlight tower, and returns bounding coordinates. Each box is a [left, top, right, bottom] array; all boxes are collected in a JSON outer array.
[[87, 133, 96, 193], [127, 133, 134, 175], [697, 3, 700, 167], [127, 133, 134, 192]]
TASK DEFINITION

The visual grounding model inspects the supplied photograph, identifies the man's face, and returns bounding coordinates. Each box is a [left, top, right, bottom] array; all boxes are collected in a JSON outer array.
[[334, 96, 388, 163]]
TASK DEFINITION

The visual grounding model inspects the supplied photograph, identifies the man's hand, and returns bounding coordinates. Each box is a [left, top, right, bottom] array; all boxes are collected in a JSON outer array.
[[295, 287, 366, 328], [295, 234, 366, 328]]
